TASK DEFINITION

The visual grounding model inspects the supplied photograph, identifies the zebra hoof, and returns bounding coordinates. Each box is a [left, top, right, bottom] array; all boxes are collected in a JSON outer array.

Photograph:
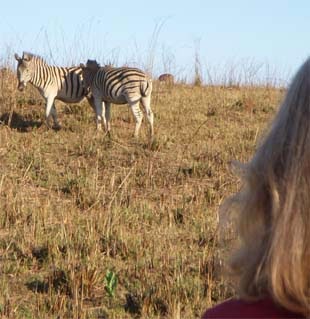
[[53, 124, 62, 131]]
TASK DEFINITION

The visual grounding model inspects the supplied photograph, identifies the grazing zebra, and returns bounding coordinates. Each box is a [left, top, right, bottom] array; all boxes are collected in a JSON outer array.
[[80, 60, 154, 138], [14, 52, 95, 129], [158, 73, 174, 84]]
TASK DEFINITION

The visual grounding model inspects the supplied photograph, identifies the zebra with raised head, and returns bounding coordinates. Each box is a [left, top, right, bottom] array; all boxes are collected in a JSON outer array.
[[80, 60, 154, 138], [14, 52, 95, 129]]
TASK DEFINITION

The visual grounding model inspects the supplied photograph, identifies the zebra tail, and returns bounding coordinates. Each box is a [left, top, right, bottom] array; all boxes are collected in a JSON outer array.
[[141, 79, 152, 97]]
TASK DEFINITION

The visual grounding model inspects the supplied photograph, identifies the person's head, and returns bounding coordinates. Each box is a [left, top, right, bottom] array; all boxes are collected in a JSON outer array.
[[225, 57, 310, 316]]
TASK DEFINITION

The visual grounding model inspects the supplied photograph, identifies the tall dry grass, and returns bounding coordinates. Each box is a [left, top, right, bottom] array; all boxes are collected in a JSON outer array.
[[0, 56, 284, 318]]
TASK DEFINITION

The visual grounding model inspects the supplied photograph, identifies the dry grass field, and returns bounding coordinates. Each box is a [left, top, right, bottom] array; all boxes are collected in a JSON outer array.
[[0, 64, 284, 318]]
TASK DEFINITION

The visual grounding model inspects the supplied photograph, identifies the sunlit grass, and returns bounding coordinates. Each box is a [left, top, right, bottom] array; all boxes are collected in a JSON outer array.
[[0, 64, 283, 318]]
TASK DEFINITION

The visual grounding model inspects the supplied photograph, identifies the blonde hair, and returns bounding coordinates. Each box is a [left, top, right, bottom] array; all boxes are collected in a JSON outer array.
[[226, 58, 310, 316]]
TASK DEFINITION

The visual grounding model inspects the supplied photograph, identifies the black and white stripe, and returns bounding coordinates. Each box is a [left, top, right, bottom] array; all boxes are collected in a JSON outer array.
[[14, 52, 94, 128], [81, 60, 154, 138]]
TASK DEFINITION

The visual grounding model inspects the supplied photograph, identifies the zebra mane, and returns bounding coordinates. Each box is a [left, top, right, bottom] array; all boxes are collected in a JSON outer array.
[[22, 52, 47, 65], [103, 63, 113, 70]]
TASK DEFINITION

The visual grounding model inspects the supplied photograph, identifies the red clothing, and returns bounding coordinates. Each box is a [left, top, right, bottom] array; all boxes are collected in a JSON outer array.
[[202, 298, 305, 319]]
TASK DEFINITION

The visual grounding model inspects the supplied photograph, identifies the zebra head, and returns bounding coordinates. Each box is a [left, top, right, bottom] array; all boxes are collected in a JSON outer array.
[[80, 59, 100, 89], [14, 52, 33, 91]]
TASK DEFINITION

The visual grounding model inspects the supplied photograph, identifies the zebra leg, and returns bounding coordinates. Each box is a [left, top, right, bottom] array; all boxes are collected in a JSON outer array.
[[94, 98, 106, 131], [141, 95, 154, 137], [105, 102, 111, 135], [51, 104, 61, 130], [129, 102, 143, 138], [45, 96, 57, 129], [86, 95, 104, 132], [86, 94, 96, 113]]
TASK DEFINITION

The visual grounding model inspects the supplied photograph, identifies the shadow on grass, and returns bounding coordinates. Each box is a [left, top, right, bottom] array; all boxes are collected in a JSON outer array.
[[0, 111, 42, 132], [26, 279, 49, 294], [25, 269, 71, 295]]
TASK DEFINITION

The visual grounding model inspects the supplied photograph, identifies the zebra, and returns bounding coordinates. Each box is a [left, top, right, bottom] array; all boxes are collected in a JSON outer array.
[[14, 52, 95, 129], [80, 60, 154, 138], [158, 73, 174, 84]]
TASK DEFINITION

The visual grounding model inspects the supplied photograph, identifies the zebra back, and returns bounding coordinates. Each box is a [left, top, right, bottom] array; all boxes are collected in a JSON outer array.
[[158, 73, 174, 84], [81, 60, 152, 104]]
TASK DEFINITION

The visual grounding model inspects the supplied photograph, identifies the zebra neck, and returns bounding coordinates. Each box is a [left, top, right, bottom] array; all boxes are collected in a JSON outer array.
[[30, 61, 52, 90]]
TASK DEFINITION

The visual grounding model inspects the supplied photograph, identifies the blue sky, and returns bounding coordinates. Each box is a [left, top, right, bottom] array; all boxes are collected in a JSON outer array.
[[1, 0, 309, 84]]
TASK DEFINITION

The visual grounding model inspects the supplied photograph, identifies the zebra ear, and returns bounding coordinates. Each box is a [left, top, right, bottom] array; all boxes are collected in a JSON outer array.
[[14, 53, 21, 61], [22, 52, 32, 62]]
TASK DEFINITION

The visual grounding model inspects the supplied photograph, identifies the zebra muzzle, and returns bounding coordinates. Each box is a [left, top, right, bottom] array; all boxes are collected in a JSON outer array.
[[17, 82, 25, 91]]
